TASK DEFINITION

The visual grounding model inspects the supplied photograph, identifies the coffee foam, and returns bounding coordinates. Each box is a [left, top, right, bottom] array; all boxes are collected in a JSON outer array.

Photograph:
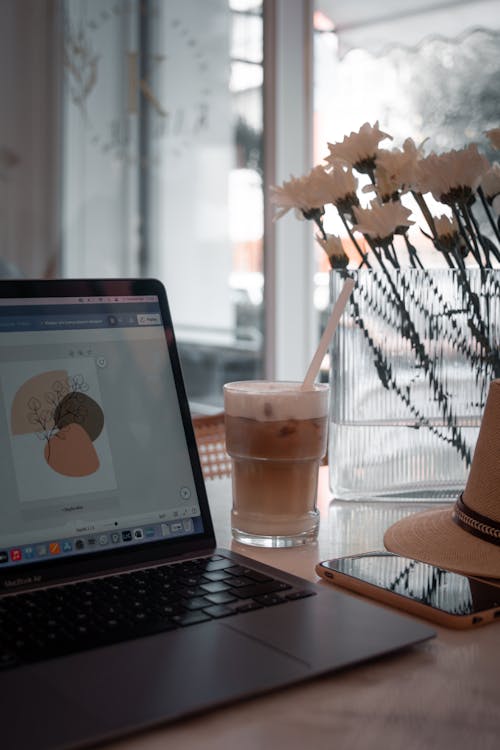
[[224, 381, 328, 421]]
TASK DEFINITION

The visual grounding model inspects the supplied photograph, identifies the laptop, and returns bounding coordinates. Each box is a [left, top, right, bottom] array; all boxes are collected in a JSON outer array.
[[0, 278, 434, 750]]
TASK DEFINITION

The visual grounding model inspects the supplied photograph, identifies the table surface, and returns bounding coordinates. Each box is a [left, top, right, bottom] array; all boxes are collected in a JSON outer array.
[[108, 468, 500, 750]]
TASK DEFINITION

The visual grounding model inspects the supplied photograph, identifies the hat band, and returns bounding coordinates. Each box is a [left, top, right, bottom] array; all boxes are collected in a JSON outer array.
[[453, 494, 500, 547]]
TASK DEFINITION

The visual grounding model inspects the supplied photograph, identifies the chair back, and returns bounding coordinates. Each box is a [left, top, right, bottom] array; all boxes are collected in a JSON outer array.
[[192, 412, 231, 480]]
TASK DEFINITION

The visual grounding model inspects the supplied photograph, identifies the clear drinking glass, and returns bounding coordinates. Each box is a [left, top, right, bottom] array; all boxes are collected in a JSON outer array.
[[224, 381, 329, 547]]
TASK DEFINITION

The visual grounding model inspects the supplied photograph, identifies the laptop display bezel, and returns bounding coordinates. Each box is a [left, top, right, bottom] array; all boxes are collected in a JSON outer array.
[[0, 278, 217, 593]]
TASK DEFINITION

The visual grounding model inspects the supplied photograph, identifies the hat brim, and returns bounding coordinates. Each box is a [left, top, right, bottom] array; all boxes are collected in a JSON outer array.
[[384, 506, 500, 579]]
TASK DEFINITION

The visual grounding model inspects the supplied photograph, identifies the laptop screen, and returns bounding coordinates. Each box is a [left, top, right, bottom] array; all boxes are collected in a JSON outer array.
[[0, 288, 208, 573]]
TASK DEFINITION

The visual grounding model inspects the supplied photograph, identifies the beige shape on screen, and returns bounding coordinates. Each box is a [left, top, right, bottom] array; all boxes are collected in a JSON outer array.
[[11, 370, 68, 435], [44, 423, 100, 477]]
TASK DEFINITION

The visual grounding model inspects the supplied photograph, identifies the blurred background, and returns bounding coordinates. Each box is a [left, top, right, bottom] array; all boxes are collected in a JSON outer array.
[[1, 0, 499, 410]]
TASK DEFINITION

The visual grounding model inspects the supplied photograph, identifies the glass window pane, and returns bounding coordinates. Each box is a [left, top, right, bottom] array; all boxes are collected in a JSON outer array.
[[313, 2, 500, 370], [58, 0, 264, 410], [2, 0, 264, 410]]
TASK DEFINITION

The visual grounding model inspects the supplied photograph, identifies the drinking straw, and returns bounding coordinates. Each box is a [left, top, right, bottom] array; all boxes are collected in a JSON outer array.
[[301, 277, 355, 391]]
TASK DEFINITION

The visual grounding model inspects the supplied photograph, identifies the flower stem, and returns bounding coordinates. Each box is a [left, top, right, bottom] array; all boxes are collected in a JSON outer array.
[[313, 214, 328, 242], [439, 246, 457, 269], [365, 238, 391, 272], [458, 202, 485, 268], [403, 234, 424, 269], [477, 186, 500, 245], [344, 281, 472, 467], [339, 213, 372, 268], [452, 205, 483, 268], [466, 197, 500, 265], [361, 265, 473, 442], [412, 191, 439, 241]]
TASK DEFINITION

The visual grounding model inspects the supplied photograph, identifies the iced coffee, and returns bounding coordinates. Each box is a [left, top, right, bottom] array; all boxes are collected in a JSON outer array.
[[224, 381, 328, 547]]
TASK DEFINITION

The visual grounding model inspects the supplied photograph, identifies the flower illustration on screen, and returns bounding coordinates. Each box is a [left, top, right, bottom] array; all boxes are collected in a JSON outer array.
[[10, 370, 104, 477]]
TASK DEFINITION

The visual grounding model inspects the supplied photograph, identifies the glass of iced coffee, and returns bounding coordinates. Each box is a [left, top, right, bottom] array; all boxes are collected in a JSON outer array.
[[223, 381, 329, 547]]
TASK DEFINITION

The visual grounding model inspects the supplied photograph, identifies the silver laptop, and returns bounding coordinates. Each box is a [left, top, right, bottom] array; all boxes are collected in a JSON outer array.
[[0, 279, 434, 750]]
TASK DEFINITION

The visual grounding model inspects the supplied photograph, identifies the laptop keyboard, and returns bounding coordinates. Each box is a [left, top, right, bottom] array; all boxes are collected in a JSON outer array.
[[0, 554, 315, 670]]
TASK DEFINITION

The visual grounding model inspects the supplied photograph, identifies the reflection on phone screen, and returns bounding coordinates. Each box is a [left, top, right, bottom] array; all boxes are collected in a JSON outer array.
[[323, 553, 500, 615]]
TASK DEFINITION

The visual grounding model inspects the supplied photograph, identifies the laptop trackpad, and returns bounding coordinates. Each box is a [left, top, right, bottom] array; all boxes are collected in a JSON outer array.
[[5, 622, 308, 748]]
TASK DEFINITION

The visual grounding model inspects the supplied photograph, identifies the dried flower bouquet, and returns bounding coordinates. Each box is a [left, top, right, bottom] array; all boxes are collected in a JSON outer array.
[[271, 124, 500, 483]]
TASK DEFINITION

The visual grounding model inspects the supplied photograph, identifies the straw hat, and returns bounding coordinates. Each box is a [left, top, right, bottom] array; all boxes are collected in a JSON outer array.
[[384, 379, 500, 579]]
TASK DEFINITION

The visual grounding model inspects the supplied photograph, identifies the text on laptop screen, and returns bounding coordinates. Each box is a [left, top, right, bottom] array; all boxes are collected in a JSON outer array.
[[0, 295, 204, 568]]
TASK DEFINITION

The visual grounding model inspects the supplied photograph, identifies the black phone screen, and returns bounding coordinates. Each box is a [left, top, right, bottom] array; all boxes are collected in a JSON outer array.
[[321, 552, 500, 616]]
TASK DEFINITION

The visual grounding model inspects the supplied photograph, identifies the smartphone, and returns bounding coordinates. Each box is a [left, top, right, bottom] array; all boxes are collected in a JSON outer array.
[[316, 551, 500, 629]]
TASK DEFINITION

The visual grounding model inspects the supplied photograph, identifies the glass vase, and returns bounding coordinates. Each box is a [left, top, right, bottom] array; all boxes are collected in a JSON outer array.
[[329, 268, 500, 501]]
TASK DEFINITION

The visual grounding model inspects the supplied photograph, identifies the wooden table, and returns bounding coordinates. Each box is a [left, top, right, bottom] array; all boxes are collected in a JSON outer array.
[[109, 468, 500, 750]]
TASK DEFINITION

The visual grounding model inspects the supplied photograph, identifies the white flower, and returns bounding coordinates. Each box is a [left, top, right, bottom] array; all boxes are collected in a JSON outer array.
[[431, 214, 460, 252], [270, 165, 330, 218], [434, 214, 459, 239], [416, 144, 490, 203], [315, 233, 348, 267], [481, 162, 500, 199], [353, 201, 414, 243], [325, 121, 392, 172], [486, 128, 500, 150], [373, 138, 421, 198], [318, 165, 359, 210]]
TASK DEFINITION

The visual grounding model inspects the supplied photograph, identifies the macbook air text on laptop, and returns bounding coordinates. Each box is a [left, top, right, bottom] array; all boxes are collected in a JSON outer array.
[[0, 279, 434, 750]]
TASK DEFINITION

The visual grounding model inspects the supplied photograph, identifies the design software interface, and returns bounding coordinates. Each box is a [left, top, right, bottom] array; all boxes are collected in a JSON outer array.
[[0, 295, 203, 569]]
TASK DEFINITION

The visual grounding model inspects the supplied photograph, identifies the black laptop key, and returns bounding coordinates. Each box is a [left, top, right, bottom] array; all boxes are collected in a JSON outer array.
[[255, 593, 288, 606], [203, 559, 234, 572], [200, 581, 231, 594], [183, 596, 213, 611], [231, 580, 292, 599], [155, 603, 185, 617], [171, 611, 212, 627], [204, 591, 237, 605], [181, 585, 209, 598], [286, 590, 317, 601], [202, 570, 233, 582], [244, 571, 274, 583], [225, 565, 250, 576], [180, 576, 203, 587], [203, 605, 234, 618], [226, 566, 273, 583], [225, 576, 254, 588]]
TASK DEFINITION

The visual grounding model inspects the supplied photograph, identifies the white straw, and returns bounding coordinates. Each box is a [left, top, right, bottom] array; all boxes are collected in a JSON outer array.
[[301, 277, 355, 391]]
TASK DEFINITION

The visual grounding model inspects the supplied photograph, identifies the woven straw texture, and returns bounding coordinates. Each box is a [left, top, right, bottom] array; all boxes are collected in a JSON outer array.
[[384, 380, 500, 578], [192, 412, 231, 481]]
